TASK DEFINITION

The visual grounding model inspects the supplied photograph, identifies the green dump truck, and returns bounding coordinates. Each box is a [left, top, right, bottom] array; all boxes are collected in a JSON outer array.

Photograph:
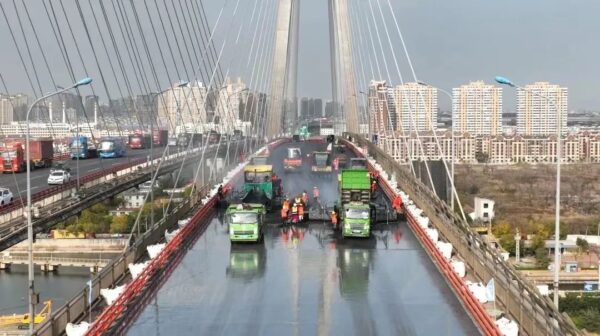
[[226, 203, 266, 242], [339, 167, 372, 238]]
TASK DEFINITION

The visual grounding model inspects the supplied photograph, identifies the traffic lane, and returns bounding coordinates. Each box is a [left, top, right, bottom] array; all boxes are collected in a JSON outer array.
[[270, 140, 341, 206], [129, 141, 478, 335], [0, 148, 155, 194], [128, 218, 478, 336]]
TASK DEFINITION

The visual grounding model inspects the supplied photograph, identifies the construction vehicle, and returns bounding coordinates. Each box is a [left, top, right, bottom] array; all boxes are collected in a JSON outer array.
[[250, 154, 269, 166], [241, 164, 281, 211], [338, 168, 372, 238], [283, 147, 302, 172], [0, 138, 54, 173], [292, 125, 309, 141], [128, 133, 152, 149], [0, 300, 52, 329], [70, 135, 98, 159], [311, 151, 332, 173], [226, 203, 266, 242]]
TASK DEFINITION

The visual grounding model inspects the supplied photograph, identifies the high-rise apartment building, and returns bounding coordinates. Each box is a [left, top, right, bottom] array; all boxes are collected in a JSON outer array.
[[216, 77, 247, 132], [393, 82, 437, 132], [517, 82, 567, 136], [158, 81, 208, 134], [367, 80, 395, 138], [0, 94, 28, 124], [452, 81, 502, 136]]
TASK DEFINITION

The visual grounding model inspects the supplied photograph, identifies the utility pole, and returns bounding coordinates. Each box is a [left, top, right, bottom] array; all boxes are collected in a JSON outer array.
[[515, 227, 521, 264]]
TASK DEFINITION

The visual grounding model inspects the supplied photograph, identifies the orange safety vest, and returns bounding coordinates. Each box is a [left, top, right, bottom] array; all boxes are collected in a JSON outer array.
[[331, 212, 337, 224], [298, 205, 304, 215], [283, 201, 290, 210], [281, 208, 288, 218], [292, 205, 298, 213]]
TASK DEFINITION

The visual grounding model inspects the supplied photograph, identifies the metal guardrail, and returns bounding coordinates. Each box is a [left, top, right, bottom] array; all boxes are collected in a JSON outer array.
[[345, 133, 581, 336]]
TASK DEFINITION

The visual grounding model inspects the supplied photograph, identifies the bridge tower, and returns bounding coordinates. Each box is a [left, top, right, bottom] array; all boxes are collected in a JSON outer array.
[[267, 0, 300, 137], [329, 0, 359, 134]]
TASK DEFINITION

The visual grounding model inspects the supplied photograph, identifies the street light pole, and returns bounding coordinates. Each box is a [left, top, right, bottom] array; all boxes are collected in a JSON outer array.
[[417, 81, 455, 211], [496, 76, 563, 308], [26, 77, 92, 333]]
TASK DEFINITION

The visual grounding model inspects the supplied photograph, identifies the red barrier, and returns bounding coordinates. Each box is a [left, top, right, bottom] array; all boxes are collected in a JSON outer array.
[[86, 139, 291, 335], [342, 139, 501, 336]]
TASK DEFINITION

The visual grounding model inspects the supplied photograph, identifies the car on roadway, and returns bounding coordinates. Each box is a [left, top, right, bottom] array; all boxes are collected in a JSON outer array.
[[47, 169, 71, 185], [0, 187, 14, 205]]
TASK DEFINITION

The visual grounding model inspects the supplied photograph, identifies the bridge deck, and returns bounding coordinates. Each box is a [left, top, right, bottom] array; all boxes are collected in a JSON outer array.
[[127, 141, 478, 335]]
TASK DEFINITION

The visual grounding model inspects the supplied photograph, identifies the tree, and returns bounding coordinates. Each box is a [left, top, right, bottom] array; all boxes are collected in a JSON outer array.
[[535, 247, 550, 268], [80, 208, 110, 234], [110, 215, 133, 233], [576, 237, 590, 254], [492, 220, 513, 237], [475, 151, 489, 164]]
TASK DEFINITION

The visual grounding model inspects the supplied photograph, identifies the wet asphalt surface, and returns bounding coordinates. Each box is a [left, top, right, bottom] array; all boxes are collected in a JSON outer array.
[[128, 141, 479, 336]]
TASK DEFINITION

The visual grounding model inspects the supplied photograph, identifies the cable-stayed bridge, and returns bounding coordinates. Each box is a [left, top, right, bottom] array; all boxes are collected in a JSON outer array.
[[0, 1, 579, 335]]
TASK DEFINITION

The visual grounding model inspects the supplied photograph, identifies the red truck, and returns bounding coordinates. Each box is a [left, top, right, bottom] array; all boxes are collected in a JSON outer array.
[[0, 138, 54, 173], [128, 134, 152, 149], [153, 129, 168, 147]]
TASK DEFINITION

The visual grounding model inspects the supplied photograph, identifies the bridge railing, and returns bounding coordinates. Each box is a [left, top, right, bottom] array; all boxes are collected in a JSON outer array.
[[32, 138, 278, 335], [346, 133, 581, 336]]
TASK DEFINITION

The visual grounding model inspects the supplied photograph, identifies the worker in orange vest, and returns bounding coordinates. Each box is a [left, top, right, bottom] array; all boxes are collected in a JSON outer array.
[[392, 195, 403, 213], [371, 180, 377, 193], [281, 207, 289, 225], [330, 210, 338, 229], [298, 202, 305, 222], [302, 191, 309, 205], [282, 198, 290, 211]]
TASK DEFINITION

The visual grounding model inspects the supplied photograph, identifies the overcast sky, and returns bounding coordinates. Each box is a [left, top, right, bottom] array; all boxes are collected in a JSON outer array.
[[2, 0, 599, 112]]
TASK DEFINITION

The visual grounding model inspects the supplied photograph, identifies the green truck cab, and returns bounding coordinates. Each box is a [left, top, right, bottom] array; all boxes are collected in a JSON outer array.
[[338, 167, 373, 238], [292, 125, 310, 141], [226, 203, 266, 242]]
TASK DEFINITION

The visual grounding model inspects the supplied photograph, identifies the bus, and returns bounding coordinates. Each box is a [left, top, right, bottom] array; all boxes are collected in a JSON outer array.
[[98, 137, 126, 158]]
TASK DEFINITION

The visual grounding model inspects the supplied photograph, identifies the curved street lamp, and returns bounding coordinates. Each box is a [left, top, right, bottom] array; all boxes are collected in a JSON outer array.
[[25, 77, 93, 332], [495, 75, 562, 308]]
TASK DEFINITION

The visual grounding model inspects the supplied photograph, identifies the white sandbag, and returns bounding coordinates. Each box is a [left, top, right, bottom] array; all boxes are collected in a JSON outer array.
[[66, 322, 90, 336], [178, 218, 191, 228], [436, 241, 453, 259], [426, 228, 439, 242], [100, 285, 125, 305], [165, 228, 180, 242], [466, 281, 488, 304], [418, 216, 430, 229], [536, 284, 549, 296], [450, 259, 466, 278], [496, 317, 519, 336], [128, 261, 149, 279], [147, 243, 165, 259]]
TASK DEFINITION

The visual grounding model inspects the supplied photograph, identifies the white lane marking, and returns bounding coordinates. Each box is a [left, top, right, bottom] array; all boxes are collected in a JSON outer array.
[[89, 167, 100, 172]]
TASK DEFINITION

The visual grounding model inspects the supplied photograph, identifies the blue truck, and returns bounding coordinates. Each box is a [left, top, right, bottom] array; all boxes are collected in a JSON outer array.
[[70, 135, 97, 159]]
